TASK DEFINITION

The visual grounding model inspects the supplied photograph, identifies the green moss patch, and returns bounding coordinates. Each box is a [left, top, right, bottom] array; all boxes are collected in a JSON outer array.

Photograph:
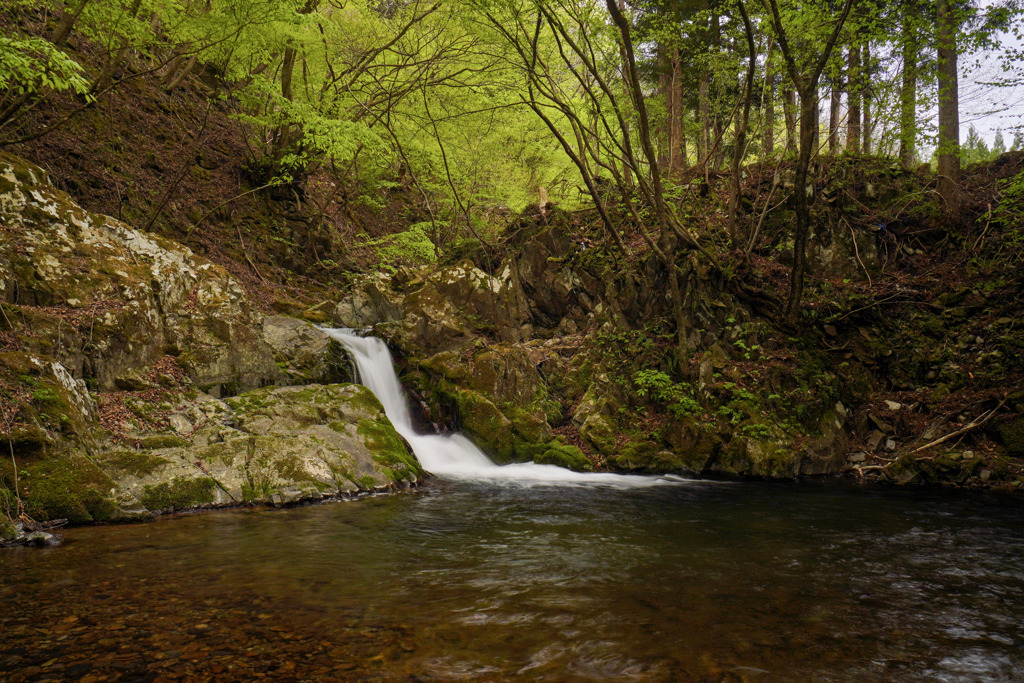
[[357, 418, 422, 480], [534, 442, 592, 472], [141, 476, 218, 511]]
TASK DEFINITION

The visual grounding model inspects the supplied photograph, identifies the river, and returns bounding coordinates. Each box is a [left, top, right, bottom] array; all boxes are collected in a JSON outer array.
[[2, 479, 1023, 681]]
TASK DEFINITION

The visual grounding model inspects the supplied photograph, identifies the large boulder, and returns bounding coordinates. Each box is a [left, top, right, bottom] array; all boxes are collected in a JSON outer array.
[[0, 152, 279, 395], [262, 315, 353, 385], [93, 383, 422, 513]]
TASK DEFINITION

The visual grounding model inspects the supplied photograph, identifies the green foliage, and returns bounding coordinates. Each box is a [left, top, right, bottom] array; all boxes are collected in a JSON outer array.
[[360, 222, 437, 271], [994, 168, 1024, 261], [0, 34, 90, 98], [634, 370, 701, 417]]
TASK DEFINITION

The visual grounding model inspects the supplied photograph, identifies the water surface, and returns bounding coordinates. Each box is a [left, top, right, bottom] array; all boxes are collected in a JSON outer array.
[[2, 480, 1023, 681]]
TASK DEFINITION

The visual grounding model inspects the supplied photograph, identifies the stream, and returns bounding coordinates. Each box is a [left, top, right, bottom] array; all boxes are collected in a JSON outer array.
[[1, 331, 1023, 681], [2, 481, 1023, 680]]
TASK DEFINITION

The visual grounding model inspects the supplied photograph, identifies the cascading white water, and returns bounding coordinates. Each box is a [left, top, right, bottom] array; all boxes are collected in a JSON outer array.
[[323, 328, 681, 488]]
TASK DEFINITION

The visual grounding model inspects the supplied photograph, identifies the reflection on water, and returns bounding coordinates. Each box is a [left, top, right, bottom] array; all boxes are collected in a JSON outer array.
[[2, 480, 1024, 681]]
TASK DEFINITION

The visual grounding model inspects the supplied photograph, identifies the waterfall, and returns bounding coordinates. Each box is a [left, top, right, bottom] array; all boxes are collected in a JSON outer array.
[[323, 328, 679, 487]]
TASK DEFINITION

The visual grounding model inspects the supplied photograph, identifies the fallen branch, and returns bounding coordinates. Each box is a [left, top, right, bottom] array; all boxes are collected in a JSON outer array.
[[912, 397, 1007, 454]]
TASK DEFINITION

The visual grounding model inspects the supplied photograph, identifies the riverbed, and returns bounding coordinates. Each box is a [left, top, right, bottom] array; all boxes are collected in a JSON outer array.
[[2, 478, 1023, 681]]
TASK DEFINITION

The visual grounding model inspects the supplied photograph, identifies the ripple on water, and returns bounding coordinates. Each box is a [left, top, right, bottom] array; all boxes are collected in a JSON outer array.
[[1, 481, 1024, 681]]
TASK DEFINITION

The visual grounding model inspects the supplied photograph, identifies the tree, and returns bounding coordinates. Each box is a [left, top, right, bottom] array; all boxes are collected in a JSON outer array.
[[936, 0, 961, 210], [761, 0, 855, 319]]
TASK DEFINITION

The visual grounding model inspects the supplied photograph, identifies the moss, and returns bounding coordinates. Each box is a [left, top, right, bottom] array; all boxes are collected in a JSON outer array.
[[343, 385, 386, 415], [356, 418, 422, 480], [273, 454, 308, 482], [356, 475, 377, 490], [713, 438, 798, 480], [998, 415, 1024, 457], [241, 479, 276, 503], [136, 435, 189, 450], [22, 454, 122, 524], [534, 442, 592, 472], [609, 440, 660, 471], [96, 450, 166, 478], [301, 309, 330, 324], [141, 476, 217, 511], [327, 421, 352, 435], [454, 389, 516, 461]]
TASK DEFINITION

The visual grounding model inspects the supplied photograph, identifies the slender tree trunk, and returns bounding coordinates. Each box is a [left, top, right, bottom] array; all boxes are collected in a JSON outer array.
[[763, 62, 775, 157], [847, 44, 861, 152], [607, 0, 694, 360], [95, 0, 144, 91], [899, 14, 919, 169], [937, 0, 960, 210], [829, 77, 841, 152], [862, 43, 872, 153], [698, 69, 711, 164], [787, 91, 819, 319], [52, 0, 90, 46], [163, 54, 198, 91], [729, 0, 757, 245], [619, 0, 635, 185], [657, 48, 670, 170], [669, 47, 684, 174], [783, 87, 797, 157], [710, 12, 724, 169], [697, 0, 711, 165]]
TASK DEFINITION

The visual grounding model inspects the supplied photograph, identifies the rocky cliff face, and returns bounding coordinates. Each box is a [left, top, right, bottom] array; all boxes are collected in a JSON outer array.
[[331, 200, 1022, 490], [331, 210, 852, 481], [0, 154, 420, 538]]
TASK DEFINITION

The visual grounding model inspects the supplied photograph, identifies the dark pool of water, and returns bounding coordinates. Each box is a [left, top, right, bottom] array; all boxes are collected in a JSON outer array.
[[2, 478, 1024, 682]]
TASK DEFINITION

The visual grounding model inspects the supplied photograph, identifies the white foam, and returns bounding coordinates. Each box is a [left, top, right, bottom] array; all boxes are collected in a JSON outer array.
[[322, 328, 683, 488]]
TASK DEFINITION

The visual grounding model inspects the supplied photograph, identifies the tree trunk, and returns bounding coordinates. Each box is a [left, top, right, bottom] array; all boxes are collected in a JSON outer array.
[[710, 12, 725, 169], [729, 0, 756, 245], [163, 54, 198, 91], [52, 0, 90, 46], [829, 77, 841, 152], [846, 44, 861, 153], [669, 46, 684, 174], [899, 14, 919, 169], [783, 87, 797, 157], [763, 62, 775, 157], [937, 0, 960, 210], [786, 91, 819, 319], [862, 43, 872, 153], [657, 48, 670, 170]]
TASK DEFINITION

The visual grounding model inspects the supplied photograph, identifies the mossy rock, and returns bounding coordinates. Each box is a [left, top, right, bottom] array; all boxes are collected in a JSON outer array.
[[998, 414, 1024, 457], [21, 453, 144, 524], [711, 437, 799, 480], [136, 435, 190, 450], [534, 442, 592, 472], [357, 418, 423, 482], [455, 389, 516, 461], [141, 476, 219, 511]]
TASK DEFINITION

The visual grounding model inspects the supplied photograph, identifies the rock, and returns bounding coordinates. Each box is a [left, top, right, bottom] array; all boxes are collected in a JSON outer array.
[[332, 274, 403, 328], [885, 438, 897, 451], [0, 152, 279, 394], [95, 384, 423, 512], [868, 413, 894, 434], [847, 452, 867, 464], [884, 400, 903, 411], [262, 315, 352, 386], [980, 470, 992, 483], [24, 531, 62, 547], [998, 415, 1024, 457], [867, 430, 885, 451], [168, 414, 193, 435]]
